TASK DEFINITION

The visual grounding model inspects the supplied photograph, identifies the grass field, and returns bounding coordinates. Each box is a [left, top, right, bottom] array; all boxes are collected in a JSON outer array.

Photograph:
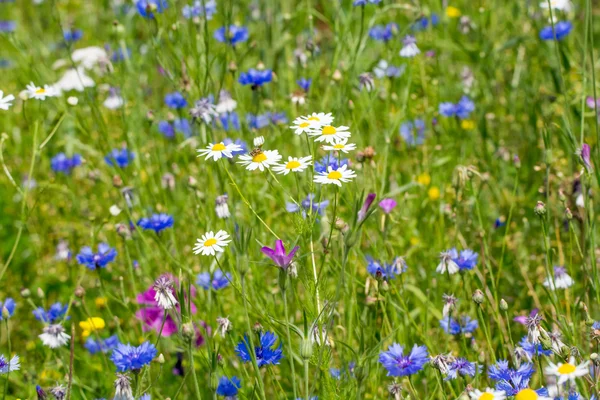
[[1, 0, 599, 399]]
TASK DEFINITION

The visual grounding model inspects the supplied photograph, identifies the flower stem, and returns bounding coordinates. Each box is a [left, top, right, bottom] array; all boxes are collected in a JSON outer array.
[[282, 288, 298, 399]]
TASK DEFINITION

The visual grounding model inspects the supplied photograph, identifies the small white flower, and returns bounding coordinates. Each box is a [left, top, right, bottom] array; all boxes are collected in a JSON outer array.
[[109, 205, 122, 216], [216, 91, 237, 113], [238, 149, 282, 171], [153, 276, 178, 310], [216, 317, 232, 337], [311, 326, 333, 347], [468, 388, 506, 400], [308, 125, 351, 144], [272, 156, 312, 175], [39, 324, 71, 348], [436, 251, 459, 275], [253, 136, 265, 147], [104, 93, 124, 110], [322, 138, 357, 154], [313, 164, 357, 187], [71, 46, 109, 70], [197, 142, 243, 161], [67, 96, 79, 106], [289, 116, 317, 135], [114, 373, 134, 400], [399, 36, 420, 58], [543, 266, 574, 290], [215, 195, 230, 219], [540, 0, 572, 12], [193, 230, 231, 256], [53, 68, 95, 92], [0, 91, 15, 110], [544, 357, 589, 385], [26, 82, 58, 100], [0, 355, 20, 374]]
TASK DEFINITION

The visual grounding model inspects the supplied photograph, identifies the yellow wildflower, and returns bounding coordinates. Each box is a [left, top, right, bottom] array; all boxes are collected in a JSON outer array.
[[428, 187, 441, 201], [79, 317, 106, 338], [446, 6, 461, 18]]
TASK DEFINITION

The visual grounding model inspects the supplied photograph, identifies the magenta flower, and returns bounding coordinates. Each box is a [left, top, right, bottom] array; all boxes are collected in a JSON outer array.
[[580, 143, 592, 172], [358, 193, 377, 222], [379, 198, 397, 214], [135, 280, 196, 337], [261, 240, 299, 269]]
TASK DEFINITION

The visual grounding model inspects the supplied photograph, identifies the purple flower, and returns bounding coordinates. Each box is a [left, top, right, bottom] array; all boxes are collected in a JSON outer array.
[[358, 193, 376, 222], [445, 358, 477, 380], [378, 343, 428, 376], [238, 69, 273, 88], [261, 240, 299, 270], [378, 198, 397, 214], [580, 143, 592, 172], [440, 316, 478, 335], [165, 92, 187, 109], [214, 25, 249, 45], [76, 243, 117, 270], [297, 78, 312, 92]]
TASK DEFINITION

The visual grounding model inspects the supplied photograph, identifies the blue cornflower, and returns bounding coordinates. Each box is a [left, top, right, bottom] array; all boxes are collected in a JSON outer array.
[[219, 113, 241, 131], [540, 21, 572, 41], [0, 299, 15, 320], [448, 248, 478, 270], [235, 331, 283, 367], [182, 0, 216, 19], [445, 358, 478, 380], [439, 316, 478, 335], [366, 256, 407, 280], [110, 341, 157, 372], [518, 336, 552, 359], [378, 343, 428, 377], [135, 0, 168, 18], [238, 69, 273, 87], [369, 23, 398, 42], [223, 138, 247, 155], [353, 0, 381, 5], [197, 269, 232, 290], [314, 156, 348, 174], [216, 376, 241, 397], [165, 92, 187, 109], [412, 14, 439, 31], [489, 360, 536, 396], [439, 102, 457, 117], [214, 25, 249, 45], [174, 118, 191, 137], [33, 302, 68, 323], [85, 335, 120, 355], [105, 148, 135, 168], [63, 29, 83, 42], [399, 119, 426, 146], [111, 47, 132, 62], [373, 60, 405, 79], [286, 193, 329, 217], [297, 78, 312, 92], [51, 153, 82, 174], [76, 243, 117, 270], [593, 321, 600, 329], [270, 112, 288, 125], [137, 213, 174, 233], [247, 113, 271, 130], [158, 120, 175, 138], [0, 21, 16, 33], [455, 96, 475, 119]]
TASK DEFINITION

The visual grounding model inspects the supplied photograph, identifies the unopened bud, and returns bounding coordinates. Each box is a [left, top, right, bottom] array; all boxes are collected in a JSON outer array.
[[20, 288, 31, 298], [534, 201, 546, 217], [182, 322, 195, 340], [74, 286, 85, 298], [472, 289, 484, 305], [499, 299, 508, 311], [565, 208, 573, 220], [300, 338, 313, 360], [253, 322, 263, 334], [37, 287, 45, 298], [156, 353, 165, 364]]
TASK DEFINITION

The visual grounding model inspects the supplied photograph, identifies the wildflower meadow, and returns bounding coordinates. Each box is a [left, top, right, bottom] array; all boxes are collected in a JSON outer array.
[[1, 0, 600, 399]]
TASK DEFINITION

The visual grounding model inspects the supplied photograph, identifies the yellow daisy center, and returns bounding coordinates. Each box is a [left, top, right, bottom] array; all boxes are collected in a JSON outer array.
[[308, 116, 320, 121], [35, 88, 46, 94], [286, 160, 301, 169], [212, 143, 226, 151], [252, 152, 268, 163], [322, 125, 336, 135], [557, 363, 576, 374], [299, 122, 310, 128], [333, 144, 345, 149], [204, 238, 217, 247], [479, 394, 494, 400], [515, 389, 538, 400], [327, 170, 342, 180]]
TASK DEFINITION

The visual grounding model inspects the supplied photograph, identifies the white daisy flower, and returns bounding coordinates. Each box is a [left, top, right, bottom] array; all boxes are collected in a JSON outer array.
[[26, 82, 58, 100], [290, 117, 316, 135], [309, 125, 351, 144], [253, 136, 265, 147], [0, 91, 15, 110], [215, 90, 237, 113], [322, 138, 357, 154], [272, 156, 312, 175], [39, 324, 71, 348], [197, 142, 243, 161], [313, 164, 357, 187], [544, 357, 590, 385], [543, 266, 574, 290], [0, 355, 19, 374], [436, 251, 459, 275], [53, 68, 95, 92], [469, 388, 506, 400], [238, 149, 282, 171], [103, 93, 124, 110], [399, 35, 420, 58], [305, 112, 334, 127], [540, 0, 571, 12], [153, 276, 178, 310], [193, 230, 231, 256], [71, 46, 109, 70]]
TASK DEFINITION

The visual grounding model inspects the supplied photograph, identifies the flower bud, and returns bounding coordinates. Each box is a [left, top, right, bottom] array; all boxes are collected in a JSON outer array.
[[182, 322, 195, 341], [472, 289, 484, 305], [20, 288, 31, 298], [534, 201, 546, 217], [499, 299, 508, 311], [300, 338, 313, 360], [157, 353, 165, 364], [75, 286, 86, 298]]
